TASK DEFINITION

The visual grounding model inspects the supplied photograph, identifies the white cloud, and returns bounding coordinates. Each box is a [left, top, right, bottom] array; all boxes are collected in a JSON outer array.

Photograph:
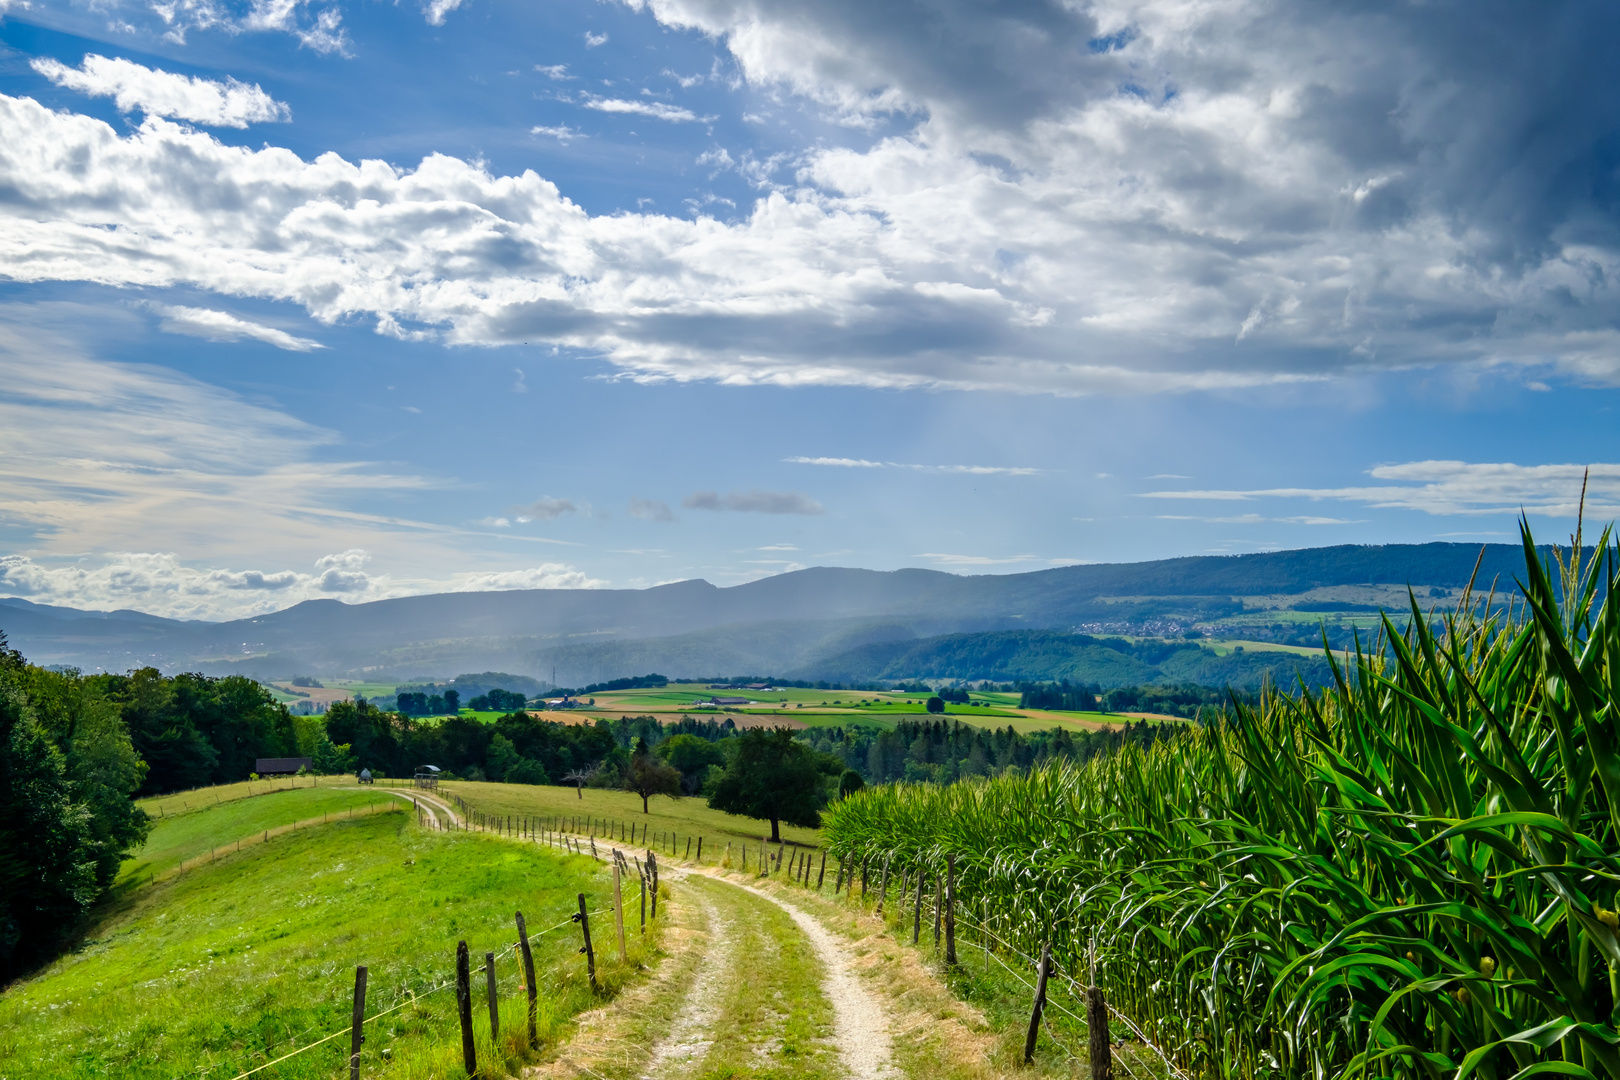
[[530, 124, 584, 142], [0, 551, 605, 620], [1140, 462, 1620, 517], [422, 0, 464, 26], [149, 303, 322, 350], [0, 309, 616, 619], [136, 0, 348, 53], [536, 65, 573, 80], [583, 31, 607, 47], [32, 55, 290, 127], [6, 0, 1620, 397], [917, 552, 1040, 566], [785, 456, 1037, 475], [582, 96, 705, 123], [683, 490, 824, 514], [520, 497, 576, 520], [628, 498, 675, 522]]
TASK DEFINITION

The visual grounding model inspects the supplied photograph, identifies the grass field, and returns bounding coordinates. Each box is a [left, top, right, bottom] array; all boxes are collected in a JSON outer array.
[[1, 800, 655, 1080], [442, 779, 825, 850], [120, 785, 397, 884]]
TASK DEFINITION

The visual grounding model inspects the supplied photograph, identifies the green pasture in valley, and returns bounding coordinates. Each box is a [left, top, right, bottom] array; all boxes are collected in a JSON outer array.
[[121, 784, 398, 883], [442, 778, 824, 851], [1, 804, 652, 1080]]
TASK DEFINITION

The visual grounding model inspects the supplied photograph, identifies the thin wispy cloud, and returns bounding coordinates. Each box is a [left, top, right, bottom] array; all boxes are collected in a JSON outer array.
[[917, 553, 1042, 566], [148, 304, 322, 351], [629, 498, 675, 522], [1139, 462, 1620, 517], [683, 490, 824, 515], [32, 55, 290, 127], [531, 124, 584, 142], [786, 456, 1038, 475], [582, 96, 706, 123]]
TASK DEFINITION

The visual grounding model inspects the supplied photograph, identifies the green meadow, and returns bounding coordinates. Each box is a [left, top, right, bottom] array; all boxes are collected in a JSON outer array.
[[0, 790, 655, 1080]]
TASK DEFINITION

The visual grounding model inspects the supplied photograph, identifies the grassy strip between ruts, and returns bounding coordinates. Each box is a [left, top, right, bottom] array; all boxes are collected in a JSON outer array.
[[118, 785, 399, 885], [0, 812, 665, 1080], [727, 861, 1157, 1080]]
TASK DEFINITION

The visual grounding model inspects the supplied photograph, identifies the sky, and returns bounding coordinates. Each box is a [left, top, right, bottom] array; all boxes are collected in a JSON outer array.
[[0, 0, 1618, 621]]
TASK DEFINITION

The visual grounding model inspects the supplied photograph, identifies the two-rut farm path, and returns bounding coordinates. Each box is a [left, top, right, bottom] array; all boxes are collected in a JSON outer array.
[[389, 798, 1000, 1080], [535, 868, 902, 1080]]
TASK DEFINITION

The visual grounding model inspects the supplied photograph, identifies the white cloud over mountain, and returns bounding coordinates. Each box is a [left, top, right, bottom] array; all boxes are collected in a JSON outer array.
[[31, 55, 290, 126], [1140, 462, 1620, 517], [3, 1, 1619, 394]]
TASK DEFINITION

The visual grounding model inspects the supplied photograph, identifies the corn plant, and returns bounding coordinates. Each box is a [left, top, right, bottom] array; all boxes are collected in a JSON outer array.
[[824, 520, 1620, 1080]]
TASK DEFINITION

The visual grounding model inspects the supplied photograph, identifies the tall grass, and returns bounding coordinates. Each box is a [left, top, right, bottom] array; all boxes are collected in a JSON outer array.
[[824, 522, 1620, 1080]]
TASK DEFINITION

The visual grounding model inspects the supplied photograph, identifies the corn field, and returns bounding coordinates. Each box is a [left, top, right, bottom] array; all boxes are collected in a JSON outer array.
[[823, 524, 1620, 1080]]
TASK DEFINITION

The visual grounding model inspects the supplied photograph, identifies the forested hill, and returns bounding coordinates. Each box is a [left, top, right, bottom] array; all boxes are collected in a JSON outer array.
[[0, 541, 1540, 679], [794, 629, 1335, 690]]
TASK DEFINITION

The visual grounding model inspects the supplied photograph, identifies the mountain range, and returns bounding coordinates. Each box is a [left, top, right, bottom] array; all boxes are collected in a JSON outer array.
[[0, 541, 1536, 685]]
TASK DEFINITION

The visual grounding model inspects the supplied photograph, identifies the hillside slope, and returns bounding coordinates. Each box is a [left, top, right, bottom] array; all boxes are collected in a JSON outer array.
[[0, 541, 1534, 679]]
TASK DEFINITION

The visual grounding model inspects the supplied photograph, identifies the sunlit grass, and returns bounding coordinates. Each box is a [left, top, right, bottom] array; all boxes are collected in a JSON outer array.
[[0, 812, 661, 1079]]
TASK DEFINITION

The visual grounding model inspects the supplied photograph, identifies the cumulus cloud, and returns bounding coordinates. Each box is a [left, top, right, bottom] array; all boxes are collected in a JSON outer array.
[[149, 303, 322, 350], [629, 498, 675, 522], [133, 0, 348, 53], [0, 551, 605, 620], [519, 497, 576, 521], [422, 0, 464, 26], [1140, 462, 1620, 517], [581, 96, 705, 122], [3, 0, 1620, 393], [785, 456, 1038, 475], [32, 55, 290, 127], [683, 489, 824, 514]]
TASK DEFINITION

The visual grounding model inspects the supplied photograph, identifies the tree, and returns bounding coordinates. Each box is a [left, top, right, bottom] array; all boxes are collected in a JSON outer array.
[[562, 765, 596, 798], [926, 696, 945, 714], [655, 733, 726, 794], [444, 689, 461, 714], [485, 733, 520, 781], [0, 634, 149, 980], [624, 737, 681, 812], [838, 768, 865, 799], [707, 727, 824, 842], [505, 758, 547, 785]]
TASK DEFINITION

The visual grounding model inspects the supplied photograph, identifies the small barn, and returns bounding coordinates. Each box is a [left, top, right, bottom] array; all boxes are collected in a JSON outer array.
[[256, 756, 312, 776]]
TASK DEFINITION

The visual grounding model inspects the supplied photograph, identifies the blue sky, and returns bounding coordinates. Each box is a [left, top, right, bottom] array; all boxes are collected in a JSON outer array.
[[0, 0, 1617, 619]]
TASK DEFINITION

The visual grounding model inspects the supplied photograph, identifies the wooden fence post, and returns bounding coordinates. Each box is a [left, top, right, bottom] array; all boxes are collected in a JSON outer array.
[[933, 873, 943, 946], [613, 860, 628, 963], [1087, 984, 1113, 1080], [944, 854, 957, 965], [685, 836, 692, 859], [639, 861, 647, 930], [913, 870, 924, 944], [349, 965, 367, 1080], [516, 912, 538, 1047], [817, 852, 826, 889], [648, 852, 659, 920], [456, 941, 477, 1075], [696, 836, 703, 863], [739, 843, 745, 871], [485, 951, 499, 1042], [1023, 943, 1051, 1065], [574, 894, 597, 989], [834, 861, 844, 894], [877, 856, 891, 914]]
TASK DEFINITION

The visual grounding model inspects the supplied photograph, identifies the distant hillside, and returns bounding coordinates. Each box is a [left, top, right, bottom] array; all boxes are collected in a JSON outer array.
[[0, 541, 1543, 681], [793, 629, 1336, 690]]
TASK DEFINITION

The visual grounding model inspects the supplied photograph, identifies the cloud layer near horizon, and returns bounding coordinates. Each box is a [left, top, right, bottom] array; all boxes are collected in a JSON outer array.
[[3, 0, 1620, 393]]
